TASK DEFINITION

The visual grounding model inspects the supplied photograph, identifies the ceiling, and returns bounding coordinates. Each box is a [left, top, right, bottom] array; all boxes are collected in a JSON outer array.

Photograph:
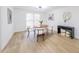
[[13, 6, 64, 13]]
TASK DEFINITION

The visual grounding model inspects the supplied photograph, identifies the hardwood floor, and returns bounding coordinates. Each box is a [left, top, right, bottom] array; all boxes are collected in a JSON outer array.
[[1, 31, 79, 53]]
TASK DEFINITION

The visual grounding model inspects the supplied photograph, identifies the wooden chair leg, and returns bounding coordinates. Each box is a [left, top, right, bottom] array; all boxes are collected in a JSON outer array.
[[65, 31, 66, 37], [37, 38, 38, 42], [27, 30, 30, 38], [46, 28, 49, 35], [37, 34, 45, 42], [43, 35, 45, 41], [37, 36, 39, 42]]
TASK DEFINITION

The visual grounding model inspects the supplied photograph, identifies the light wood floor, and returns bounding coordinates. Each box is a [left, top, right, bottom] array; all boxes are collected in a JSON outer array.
[[1, 31, 79, 53]]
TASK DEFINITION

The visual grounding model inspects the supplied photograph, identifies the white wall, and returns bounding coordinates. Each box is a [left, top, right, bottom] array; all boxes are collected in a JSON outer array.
[[40, 13, 48, 25], [0, 7, 1, 47], [14, 9, 26, 32], [14, 8, 45, 32], [47, 7, 79, 39], [0, 6, 14, 49]]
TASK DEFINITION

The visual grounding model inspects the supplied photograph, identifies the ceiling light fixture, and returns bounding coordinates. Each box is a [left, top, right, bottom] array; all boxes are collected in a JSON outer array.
[[34, 6, 48, 9]]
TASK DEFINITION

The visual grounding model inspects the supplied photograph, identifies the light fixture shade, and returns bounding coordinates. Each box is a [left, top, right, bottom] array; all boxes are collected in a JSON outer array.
[[34, 6, 48, 9]]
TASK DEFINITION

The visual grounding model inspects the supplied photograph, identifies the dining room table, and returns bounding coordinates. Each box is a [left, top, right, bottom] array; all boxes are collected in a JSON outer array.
[[33, 24, 48, 36]]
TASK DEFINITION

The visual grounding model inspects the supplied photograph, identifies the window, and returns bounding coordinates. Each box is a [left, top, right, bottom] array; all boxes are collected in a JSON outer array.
[[26, 13, 34, 28], [34, 14, 40, 26], [26, 13, 40, 28]]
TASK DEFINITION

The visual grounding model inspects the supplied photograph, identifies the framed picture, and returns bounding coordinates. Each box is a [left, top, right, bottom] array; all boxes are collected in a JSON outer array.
[[63, 12, 72, 22], [7, 8, 12, 24]]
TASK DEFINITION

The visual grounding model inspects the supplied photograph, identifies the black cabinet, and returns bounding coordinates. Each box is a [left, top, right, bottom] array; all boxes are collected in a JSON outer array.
[[57, 25, 74, 39]]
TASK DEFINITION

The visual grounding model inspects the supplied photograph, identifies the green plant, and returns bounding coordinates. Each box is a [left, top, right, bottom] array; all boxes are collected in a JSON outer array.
[[39, 20, 43, 24]]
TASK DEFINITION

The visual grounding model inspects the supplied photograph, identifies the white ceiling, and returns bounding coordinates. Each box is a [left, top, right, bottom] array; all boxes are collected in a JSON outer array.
[[13, 6, 64, 13]]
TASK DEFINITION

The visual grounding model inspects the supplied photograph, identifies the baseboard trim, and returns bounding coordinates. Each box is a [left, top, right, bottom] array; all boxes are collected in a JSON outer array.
[[14, 29, 27, 32], [1, 32, 16, 52]]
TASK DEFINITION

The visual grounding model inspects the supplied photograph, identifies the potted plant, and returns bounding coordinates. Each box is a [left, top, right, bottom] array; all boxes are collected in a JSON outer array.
[[39, 20, 43, 26]]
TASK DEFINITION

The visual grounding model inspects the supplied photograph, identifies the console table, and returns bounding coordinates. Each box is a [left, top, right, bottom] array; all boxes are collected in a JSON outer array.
[[57, 25, 74, 39]]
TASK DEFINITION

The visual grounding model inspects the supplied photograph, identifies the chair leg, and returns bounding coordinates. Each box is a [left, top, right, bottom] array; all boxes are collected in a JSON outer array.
[[34, 30, 36, 37], [51, 27, 53, 34], [43, 35, 45, 41], [51, 29, 53, 34], [37, 36, 39, 42], [27, 30, 30, 38], [37, 34, 45, 42], [46, 28, 49, 35], [65, 31, 66, 37]]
